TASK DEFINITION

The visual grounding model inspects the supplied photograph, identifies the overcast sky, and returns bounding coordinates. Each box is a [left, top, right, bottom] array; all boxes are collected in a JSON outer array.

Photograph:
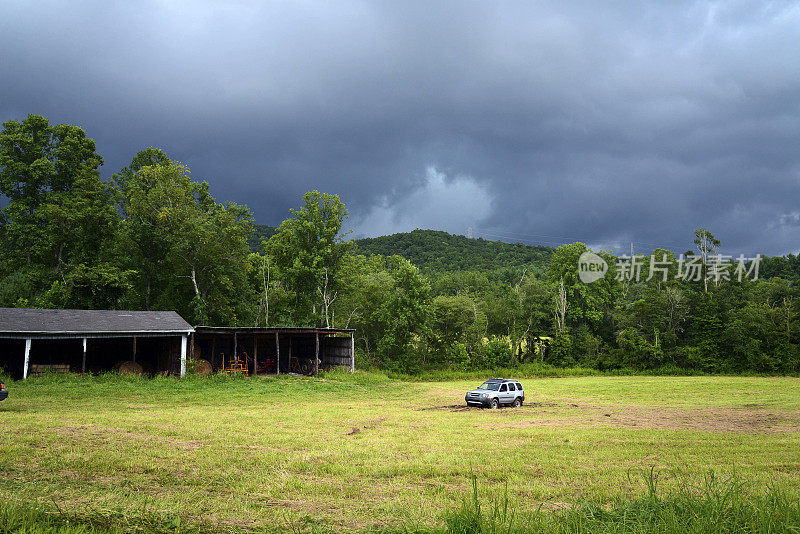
[[2, 1, 799, 255]]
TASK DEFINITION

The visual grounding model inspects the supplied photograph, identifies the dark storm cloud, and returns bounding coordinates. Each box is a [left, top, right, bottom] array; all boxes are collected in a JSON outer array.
[[2, 1, 799, 255]]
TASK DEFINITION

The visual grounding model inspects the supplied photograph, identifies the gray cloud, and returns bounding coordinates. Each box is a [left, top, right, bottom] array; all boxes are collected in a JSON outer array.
[[2, 0, 798, 255]]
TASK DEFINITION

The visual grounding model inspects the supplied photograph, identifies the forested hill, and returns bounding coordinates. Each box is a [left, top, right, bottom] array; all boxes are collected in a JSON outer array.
[[249, 226, 552, 272], [248, 224, 277, 251], [249, 224, 799, 279], [353, 229, 554, 272]]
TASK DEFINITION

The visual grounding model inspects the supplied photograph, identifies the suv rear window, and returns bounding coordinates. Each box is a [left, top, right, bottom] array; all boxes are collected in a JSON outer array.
[[515, 382, 522, 390]]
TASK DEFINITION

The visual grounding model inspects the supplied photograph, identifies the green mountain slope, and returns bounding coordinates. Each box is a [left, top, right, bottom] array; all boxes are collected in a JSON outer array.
[[353, 229, 554, 272], [249, 226, 553, 273], [248, 224, 277, 252]]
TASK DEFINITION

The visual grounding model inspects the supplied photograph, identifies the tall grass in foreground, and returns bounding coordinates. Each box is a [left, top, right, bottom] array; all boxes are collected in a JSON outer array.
[[3, 470, 799, 533], [0, 501, 210, 533], [435, 468, 800, 534]]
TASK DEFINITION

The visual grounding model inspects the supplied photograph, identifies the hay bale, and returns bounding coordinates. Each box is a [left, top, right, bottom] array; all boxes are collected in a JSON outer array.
[[192, 359, 213, 376], [116, 361, 143, 375]]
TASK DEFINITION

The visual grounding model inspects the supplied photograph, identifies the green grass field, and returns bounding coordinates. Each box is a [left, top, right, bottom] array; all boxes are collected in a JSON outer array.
[[1, 372, 799, 532]]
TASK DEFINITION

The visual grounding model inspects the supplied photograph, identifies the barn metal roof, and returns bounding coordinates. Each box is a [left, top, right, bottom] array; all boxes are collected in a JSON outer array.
[[0, 308, 194, 339], [193, 326, 354, 335]]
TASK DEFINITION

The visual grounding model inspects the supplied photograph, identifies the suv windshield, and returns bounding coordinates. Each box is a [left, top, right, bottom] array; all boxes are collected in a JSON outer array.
[[478, 382, 501, 391]]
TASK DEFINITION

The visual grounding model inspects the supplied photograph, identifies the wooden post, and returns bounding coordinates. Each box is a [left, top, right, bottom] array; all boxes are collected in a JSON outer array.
[[132, 336, 137, 368], [211, 337, 216, 370], [82, 338, 87, 373], [180, 334, 188, 378], [253, 334, 258, 376], [315, 332, 319, 377], [275, 332, 280, 375], [190, 333, 195, 362], [23, 338, 31, 379], [350, 332, 355, 373], [289, 336, 292, 371], [233, 332, 238, 375]]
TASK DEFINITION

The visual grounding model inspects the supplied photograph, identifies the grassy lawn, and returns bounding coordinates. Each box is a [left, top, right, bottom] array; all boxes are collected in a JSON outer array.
[[1, 372, 799, 531]]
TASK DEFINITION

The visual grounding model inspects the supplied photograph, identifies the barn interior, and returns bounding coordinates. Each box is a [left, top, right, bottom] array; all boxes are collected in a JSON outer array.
[[191, 327, 355, 376], [0, 336, 185, 379]]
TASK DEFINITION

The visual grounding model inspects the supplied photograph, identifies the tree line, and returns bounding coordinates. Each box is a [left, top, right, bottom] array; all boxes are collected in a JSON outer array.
[[1, 115, 798, 374]]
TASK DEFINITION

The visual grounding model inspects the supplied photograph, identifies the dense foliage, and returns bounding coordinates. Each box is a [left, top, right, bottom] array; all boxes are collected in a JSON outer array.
[[2, 115, 799, 374]]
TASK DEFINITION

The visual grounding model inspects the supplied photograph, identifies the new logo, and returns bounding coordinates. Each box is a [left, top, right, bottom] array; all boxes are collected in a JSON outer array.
[[578, 251, 608, 284]]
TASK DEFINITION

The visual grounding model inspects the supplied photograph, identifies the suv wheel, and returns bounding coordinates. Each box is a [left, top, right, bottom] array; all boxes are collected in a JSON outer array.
[[513, 398, 522, 408], [490, 398, 499, 410]]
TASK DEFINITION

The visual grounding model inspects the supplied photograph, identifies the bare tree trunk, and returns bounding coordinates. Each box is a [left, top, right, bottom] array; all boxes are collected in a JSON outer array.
[[54, 243, 64, 273], [554, 277, 568, 335], [319, 268, 337, 328], [785, 297, 794, 338], [190, 265, 201, 299], [261, 256, 270, 327], [145, 274, 151, 310]]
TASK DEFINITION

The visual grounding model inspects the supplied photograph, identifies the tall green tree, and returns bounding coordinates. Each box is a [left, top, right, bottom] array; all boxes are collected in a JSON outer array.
[[694, 227, 721, 292], [265, 191, 353, 326], [117, 156, 253, 324], [547, 243, 618, 333], [0, 114, 126, 308], [377, 257, 431, 372]]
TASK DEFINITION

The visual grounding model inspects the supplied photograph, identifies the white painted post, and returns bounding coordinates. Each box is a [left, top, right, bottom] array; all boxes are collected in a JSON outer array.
[[253, 334, 258, 376], [82, 338, 87, 373], [350, 332, 355, 373], [180, 334, 188, 378], [314, 332, 319, 377], [23, 338, 31, 379]]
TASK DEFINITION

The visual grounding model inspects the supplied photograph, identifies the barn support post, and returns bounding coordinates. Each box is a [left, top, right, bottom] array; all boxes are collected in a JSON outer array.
[[253, 334, 258, 376], [82, 337, 87, 373], [275, 332, 280, 374], [180, 334, 188, 378], [211, 337, 216, 369], [132, 336, 137, 368], [315, 332, 319, 377], [233, 332, 238, 374], [350, 332, 355, 372], [23, 338, 31, 379], [190, 333, 195, 362], [289, 336, 292, 371]]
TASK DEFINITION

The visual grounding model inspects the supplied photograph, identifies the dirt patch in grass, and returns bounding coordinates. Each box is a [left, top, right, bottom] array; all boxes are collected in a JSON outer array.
[[417, 404, 482, 412], [346, 417, 387, 435], [469, 401, 800, 434], [606, 405, 800, 433]]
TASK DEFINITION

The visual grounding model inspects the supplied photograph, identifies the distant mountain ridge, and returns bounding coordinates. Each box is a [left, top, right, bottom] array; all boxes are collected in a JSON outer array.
[[352, 229, 554, 273], [249, 226, 554, 273], [248, 224, 278, 251]]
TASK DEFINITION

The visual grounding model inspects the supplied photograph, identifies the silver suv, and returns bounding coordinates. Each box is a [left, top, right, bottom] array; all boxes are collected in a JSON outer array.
[[465, 378, 524, 409]]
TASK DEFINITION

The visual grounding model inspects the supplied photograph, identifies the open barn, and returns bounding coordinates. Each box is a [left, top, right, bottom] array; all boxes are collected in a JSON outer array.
[[0, 308, 194, 379], [191, 327, 354, 376]]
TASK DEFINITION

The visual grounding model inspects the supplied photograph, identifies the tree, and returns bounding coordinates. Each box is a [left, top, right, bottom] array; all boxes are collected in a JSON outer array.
[[265, 191, 353, 326], [0, 115, 105, 269], [113, 149, 175, 309], [117, 157, 253, 324], [377, 257, 431, 372], [429, 294, 484, 366], [694, 227, 721, 292], [491, 271, 552, 362], [547, 243, 618, 333], [0, 115, 127, 308]]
